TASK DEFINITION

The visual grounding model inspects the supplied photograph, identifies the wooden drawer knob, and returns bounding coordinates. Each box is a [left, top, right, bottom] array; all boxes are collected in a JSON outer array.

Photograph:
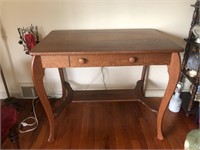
[[78, 58, 86, 64], [129, 57, 136, 63]]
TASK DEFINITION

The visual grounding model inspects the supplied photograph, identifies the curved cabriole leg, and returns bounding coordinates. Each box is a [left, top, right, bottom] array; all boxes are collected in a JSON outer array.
[[135, 66, 158, 113], [135, 66, 148, 99], [59, 68, 74, 105], [31, 56, 55, 142], [157, 53, 181, 140], [53, 68, 74, 118]]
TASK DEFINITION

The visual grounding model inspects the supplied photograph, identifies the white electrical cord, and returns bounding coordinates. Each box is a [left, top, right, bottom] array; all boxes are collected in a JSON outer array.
[[85, 68, 102, 90], [101, 67, 107, 90], [85, 67, 108, 90], [19, 89, 39, 133]]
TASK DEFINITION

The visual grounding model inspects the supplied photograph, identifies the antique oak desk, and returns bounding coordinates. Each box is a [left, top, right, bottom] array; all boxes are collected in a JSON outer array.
[[30, 29, 183, 142]]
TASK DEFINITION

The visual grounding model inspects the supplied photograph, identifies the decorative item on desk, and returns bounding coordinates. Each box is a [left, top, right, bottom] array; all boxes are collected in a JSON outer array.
[[168, 82, 183, 113], [18, 25, 39, 54]]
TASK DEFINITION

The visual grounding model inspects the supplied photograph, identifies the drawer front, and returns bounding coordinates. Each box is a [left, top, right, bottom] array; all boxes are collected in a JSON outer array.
[[70, 54, 144, 67], [41, 55, 69, 68], [144, 53, 171, 65]]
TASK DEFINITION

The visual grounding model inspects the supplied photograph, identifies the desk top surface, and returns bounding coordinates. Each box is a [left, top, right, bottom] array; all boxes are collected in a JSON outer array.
[[30, 29, 183, 55]]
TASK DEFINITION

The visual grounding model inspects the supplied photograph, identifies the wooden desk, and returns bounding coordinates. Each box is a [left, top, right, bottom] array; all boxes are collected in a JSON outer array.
[[30, 29, 183, 142]]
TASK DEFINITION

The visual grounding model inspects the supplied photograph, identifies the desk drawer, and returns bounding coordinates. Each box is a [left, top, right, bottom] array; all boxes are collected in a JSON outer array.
[[41, 55, 69, 68], [70, 54, 144, 67], [144, 53, 171, 65]]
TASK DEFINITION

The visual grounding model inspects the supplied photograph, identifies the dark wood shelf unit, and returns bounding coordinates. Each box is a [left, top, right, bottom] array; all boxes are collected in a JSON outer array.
[[179, 0, 199, 115], [184, 38, 200, 49], [191, 4, 200, 8], [181, 69, 198, 86], [181, 92, 199, 116]]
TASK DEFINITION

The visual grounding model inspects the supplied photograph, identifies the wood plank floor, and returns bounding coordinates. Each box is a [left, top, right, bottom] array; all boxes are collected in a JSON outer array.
[[2, 99, 198, 149]]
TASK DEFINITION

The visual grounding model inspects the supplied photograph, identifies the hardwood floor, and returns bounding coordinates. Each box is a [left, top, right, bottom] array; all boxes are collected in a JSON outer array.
[[1, 98, 198, 149]]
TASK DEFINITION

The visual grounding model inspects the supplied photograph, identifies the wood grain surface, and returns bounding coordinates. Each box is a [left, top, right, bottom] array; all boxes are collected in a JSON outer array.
[[1, 99, 198, 149]]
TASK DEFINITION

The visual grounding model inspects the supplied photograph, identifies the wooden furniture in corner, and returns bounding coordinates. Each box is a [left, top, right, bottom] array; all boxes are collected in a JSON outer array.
[[30, 29, 183, 142], [179, 0, 200, 115]]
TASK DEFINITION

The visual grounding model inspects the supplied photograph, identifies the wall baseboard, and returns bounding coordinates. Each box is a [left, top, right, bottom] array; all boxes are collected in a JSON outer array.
[[0, 92, 20, 100], [0, 92, 7, 100], [0, 89, 190, 100]]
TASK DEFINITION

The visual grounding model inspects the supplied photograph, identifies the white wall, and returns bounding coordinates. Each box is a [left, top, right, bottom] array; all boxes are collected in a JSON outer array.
[[0, 0, 196, 98]]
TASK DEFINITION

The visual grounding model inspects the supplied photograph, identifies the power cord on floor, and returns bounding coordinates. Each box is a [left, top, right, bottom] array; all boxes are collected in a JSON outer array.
[[19, 89, 39, 133]]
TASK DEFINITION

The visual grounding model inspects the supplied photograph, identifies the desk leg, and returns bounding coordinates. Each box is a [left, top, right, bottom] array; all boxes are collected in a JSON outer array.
[[157, 53, 180, 140], [135, 66, 159, 113], [31, 56, 55, 142], [53, 68, 74, 118]]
